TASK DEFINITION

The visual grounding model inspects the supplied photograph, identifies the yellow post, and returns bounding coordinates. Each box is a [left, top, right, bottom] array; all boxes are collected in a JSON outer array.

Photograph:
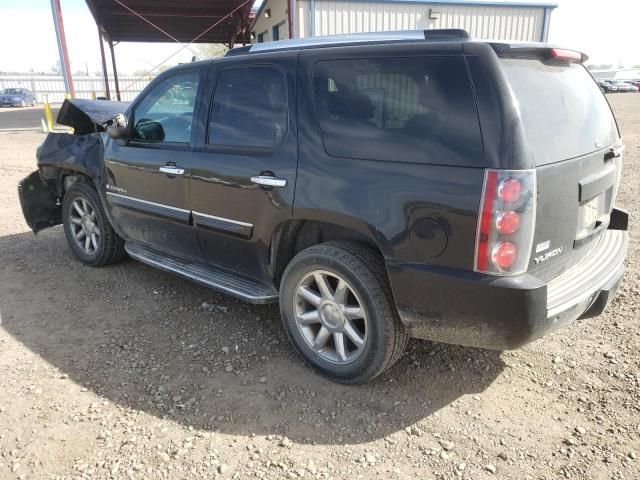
[[43, 94, 55, 132], [91, 90, 96, 100]]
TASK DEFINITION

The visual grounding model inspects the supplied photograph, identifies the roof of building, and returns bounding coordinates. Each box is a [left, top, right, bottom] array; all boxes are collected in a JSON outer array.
[[85, 0, 253, 45]]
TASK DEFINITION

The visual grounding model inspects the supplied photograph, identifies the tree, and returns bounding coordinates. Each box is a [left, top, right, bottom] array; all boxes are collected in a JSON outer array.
[[193, 44, 228, 60]]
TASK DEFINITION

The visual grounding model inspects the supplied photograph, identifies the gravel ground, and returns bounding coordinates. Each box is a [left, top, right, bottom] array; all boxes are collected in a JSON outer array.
[[0, 98, 638, 480]]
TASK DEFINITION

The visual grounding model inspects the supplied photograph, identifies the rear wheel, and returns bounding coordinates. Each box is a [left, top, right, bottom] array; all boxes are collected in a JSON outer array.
[[62, 182, 126, 266], [279, 241, 408, 384]]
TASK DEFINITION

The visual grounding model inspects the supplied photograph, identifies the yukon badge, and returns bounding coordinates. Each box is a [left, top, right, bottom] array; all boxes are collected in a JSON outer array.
[[534, 246, 563, 264]]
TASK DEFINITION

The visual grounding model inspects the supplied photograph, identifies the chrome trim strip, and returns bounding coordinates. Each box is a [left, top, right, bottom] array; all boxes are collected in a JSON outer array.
[[106, 192, 190, 214], [192, 211, 253, 228]]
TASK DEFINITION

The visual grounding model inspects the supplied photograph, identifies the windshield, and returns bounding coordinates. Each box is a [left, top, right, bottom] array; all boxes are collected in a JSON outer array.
[[2, 88, 21, 94], [501, 59, 618, 165]]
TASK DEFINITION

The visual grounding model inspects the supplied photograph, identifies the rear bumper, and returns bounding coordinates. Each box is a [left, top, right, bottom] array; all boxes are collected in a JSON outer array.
[[390, 229, 628, 350]]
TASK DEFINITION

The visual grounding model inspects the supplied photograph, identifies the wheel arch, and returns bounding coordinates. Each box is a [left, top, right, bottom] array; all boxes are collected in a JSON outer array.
[[269, 213, 394, 287]]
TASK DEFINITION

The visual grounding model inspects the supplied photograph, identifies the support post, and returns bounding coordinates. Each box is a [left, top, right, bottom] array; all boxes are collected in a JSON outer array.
[[310, 0, 316, 37], [108, 40, 121, 101], [98, 29, 111, 99], [50, 0, 75, 97], [287, 0, 294, 39]]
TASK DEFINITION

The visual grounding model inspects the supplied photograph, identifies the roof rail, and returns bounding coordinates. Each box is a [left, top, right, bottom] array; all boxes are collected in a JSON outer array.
[[225, 29, 470, 56]]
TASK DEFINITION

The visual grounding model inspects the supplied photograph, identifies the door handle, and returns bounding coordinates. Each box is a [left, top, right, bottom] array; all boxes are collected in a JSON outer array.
[[251, 175, 287, 188], [159, 165, 185, 175]]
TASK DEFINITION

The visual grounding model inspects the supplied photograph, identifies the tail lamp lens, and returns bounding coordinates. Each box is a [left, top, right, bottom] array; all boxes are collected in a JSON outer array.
[[496, 211, 520, 235], [497, 178, 522, 203], [474, 169, 536, 275], [492, 241, 517, 269]]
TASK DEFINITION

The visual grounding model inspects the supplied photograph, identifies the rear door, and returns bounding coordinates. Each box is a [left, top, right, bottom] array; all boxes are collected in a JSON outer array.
[[499, 57, 622, 281], [188, 55, 297, 282], [104, 69, 205, 262]]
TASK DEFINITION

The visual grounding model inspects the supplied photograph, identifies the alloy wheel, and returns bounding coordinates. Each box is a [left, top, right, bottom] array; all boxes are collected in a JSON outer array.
[[69, 197, 101, 255], [293, 270, 368, 365]]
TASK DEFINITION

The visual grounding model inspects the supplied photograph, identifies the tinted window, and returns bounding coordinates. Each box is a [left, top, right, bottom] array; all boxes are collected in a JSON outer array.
[[501, 59, 618, 165], [313, 56, 483, 165], [133, 72, 199, 143], [208, 66, 287, 148]]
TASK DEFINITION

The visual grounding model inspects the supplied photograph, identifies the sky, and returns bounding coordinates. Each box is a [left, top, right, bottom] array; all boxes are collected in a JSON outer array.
[[0, 0, 638, 75]]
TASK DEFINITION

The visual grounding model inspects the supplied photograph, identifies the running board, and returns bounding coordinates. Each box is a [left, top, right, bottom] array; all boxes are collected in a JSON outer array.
[[125, 242, 278, 304]]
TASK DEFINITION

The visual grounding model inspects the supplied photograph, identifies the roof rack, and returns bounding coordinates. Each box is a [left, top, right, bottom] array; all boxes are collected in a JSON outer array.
[[225, 29, 470, 56]]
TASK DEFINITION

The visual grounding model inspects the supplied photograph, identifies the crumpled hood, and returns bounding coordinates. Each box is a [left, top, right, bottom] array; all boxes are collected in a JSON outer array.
[[0, 94, 21, 100], [56, 98, 130, 134]]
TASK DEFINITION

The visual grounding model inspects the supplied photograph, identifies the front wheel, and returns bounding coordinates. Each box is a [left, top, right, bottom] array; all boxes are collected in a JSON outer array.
[[62, 182, 126, 266], [279, 241, 408, 384]]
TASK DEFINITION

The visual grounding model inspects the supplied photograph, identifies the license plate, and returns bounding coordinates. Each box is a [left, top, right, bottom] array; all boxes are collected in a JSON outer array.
[[576, 194, 606, 239], [582, 197, 601, 230]]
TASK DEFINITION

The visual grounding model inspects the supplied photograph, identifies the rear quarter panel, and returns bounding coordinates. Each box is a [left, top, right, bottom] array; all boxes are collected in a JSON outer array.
[[294, 45, 485, 270]]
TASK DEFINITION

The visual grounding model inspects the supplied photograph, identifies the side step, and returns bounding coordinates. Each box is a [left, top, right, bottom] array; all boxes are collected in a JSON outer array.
[[125, 242, 278, 304]]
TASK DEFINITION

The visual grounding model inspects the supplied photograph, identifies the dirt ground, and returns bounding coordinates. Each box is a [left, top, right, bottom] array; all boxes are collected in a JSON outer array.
[[0, 97, 638, 480]]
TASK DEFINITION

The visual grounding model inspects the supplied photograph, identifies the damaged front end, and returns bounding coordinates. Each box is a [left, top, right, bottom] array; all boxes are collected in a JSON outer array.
[[18, 98, 129, 234]]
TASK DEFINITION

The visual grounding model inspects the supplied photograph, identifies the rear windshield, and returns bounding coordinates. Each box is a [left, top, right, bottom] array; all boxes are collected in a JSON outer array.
[[501, 59, 618, 165], [312, 56, 484, 166]]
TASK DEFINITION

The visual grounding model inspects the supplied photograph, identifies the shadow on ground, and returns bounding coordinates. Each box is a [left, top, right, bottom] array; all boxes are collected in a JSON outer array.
[[0, 229, 505, 445]]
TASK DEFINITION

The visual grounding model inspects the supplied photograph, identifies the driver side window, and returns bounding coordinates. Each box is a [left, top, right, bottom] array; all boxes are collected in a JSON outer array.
[[132, 72, 200, 143]]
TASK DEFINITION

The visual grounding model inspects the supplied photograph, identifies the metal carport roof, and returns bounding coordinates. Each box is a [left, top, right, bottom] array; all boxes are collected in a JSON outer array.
[[86, 0, 253, 44], [82, 0, 253, 101]]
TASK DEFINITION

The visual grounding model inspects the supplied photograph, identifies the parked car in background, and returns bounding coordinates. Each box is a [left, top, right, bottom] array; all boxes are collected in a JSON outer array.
[[18, 30, 629, 383], [611, 81, 636, 92], [598, 80, 618, 93], [0, 88, 36, 107]]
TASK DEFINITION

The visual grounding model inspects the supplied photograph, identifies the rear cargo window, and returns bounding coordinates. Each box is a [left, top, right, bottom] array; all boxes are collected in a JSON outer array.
[[312, 57, 483, 166], [501, 59, 618, 165]]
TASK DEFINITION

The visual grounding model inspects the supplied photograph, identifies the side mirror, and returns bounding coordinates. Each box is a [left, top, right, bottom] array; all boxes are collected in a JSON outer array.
[[133, 119, 165, 141]]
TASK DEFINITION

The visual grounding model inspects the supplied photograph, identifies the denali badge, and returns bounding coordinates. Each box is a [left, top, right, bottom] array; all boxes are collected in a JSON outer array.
[[106, 184, 127, 194], [534, 246, 563, 264]]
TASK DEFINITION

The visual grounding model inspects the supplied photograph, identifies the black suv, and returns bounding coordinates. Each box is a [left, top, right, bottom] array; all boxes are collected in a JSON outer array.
[[19, 30, 629, 383]]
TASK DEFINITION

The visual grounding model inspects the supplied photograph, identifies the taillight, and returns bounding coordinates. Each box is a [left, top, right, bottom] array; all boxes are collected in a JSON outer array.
[[548, 48, 583, 63], [475, 169, 536, 275]]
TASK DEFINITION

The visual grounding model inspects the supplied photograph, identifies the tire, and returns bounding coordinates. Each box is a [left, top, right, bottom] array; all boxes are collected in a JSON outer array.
[[20, 99, 26, 108], [31, 98, 36, 107], [279, 241, 409, 384], [62, 182, 126, 267]]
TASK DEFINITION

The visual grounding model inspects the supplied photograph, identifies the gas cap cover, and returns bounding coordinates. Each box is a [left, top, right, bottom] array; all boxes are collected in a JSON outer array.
[[409, 218, 448, 259]]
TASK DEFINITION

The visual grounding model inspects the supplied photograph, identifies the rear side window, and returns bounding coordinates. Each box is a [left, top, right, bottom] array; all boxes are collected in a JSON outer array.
[[208, 66, 288, 149], [312, 56, 483, 165], [501, 59, 618, 165]]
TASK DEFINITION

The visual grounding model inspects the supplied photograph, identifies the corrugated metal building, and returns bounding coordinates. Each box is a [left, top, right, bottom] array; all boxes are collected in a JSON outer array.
[[251, 0, 557, 44]]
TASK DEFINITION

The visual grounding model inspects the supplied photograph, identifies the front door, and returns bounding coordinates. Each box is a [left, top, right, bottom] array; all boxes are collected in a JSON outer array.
[[189, 59, 297, 282], [104, 69, 204, 261]]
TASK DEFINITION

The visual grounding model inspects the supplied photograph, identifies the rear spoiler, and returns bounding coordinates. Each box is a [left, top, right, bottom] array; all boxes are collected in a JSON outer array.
[[57, 98, 130, 135], [491, 43, 589, 63]]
